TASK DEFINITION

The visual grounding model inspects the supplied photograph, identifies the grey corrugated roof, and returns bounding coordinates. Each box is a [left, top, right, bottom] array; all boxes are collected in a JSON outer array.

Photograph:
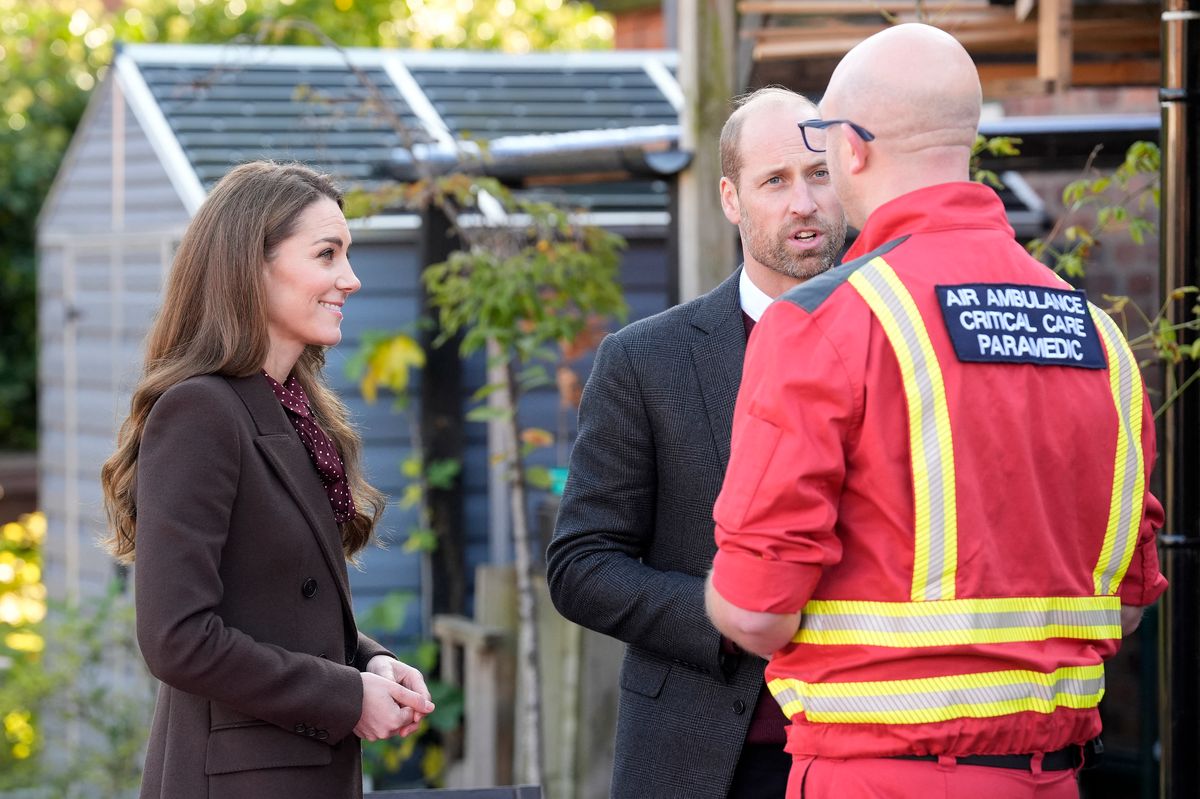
[[119, 44, 681, 217], [140, 62, 430, 185], [408, 65, 677, 137]]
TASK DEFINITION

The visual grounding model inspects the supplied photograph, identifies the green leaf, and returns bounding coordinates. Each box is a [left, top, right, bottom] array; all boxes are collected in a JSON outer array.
[[1159, 316, 1177, 345], [1062, 180, 1089, 207], [358, 591, 413, 634], [401, 456, 421, 479], [525, 465, 553, 490], [398, 484, 422, 510], [425, 458, 461, 490], [427, 681, 465, 731], [466, 405, 513, 422], [403, 528, 438, 553], [471, 382, 504, 402]]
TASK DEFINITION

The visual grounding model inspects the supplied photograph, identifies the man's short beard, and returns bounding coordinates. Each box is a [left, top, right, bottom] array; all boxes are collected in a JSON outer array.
[[754, 235, 841, 280]]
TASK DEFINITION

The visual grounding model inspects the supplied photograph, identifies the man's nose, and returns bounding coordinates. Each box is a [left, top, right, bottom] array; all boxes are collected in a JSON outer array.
[[790, 184, 818, 217]]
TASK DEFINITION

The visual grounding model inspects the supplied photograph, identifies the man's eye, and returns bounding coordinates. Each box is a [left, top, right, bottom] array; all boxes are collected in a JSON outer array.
[[765, 176, 782, 186]]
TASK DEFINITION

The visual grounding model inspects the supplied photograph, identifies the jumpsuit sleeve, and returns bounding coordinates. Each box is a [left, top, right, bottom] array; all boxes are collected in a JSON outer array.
[[711, 302, 859, 614]]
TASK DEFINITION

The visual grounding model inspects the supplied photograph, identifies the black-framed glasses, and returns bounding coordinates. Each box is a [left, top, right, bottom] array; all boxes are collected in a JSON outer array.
[[797, 118, 876, 153]]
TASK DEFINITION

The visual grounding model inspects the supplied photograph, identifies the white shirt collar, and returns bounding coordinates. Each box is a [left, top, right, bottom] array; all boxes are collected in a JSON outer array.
[[738, 266, 774, 322]]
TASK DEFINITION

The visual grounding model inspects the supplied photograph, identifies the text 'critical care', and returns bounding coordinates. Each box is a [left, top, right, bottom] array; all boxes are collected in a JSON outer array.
[[935, 283, 1106, 369]]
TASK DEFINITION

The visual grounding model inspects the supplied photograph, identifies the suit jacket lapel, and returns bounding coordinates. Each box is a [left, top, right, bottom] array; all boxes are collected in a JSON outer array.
[[225, 375, 355, 619], [689, 269, 747, 467]]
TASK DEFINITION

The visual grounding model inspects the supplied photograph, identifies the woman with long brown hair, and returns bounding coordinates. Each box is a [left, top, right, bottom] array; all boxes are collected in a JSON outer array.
[[101, 161, 432, 799]]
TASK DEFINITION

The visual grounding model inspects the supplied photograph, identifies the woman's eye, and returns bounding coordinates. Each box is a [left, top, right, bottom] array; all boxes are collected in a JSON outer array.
[[318, 248, 335, 260]]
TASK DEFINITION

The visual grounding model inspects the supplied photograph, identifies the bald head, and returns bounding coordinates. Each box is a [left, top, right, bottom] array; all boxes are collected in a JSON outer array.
[[824, 24, 980, 156], [818, 24, 982, 226]]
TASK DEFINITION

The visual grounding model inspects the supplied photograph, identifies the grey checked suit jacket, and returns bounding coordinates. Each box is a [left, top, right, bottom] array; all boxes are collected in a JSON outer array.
[[547, 269, 773, 799]]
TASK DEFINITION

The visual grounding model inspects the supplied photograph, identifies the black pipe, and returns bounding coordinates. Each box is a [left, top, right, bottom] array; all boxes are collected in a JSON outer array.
[[1159, 2, 1200, 797]]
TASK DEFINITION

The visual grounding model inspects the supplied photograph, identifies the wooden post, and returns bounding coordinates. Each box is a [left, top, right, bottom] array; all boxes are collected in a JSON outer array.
[[433, 613, 514, 788], [1037, 0, 1073, 91], [677, 0, 738, 300]]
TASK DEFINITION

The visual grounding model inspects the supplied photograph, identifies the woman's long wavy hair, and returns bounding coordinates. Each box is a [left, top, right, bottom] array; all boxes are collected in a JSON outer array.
[[101, 161, 384, 563]]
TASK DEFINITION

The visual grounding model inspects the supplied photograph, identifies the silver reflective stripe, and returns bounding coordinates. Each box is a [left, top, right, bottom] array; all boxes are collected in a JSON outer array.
[[849, 260, 956, 601], [802, 673, 1104, 716], [769, 665, 1107, 724], [795, 596, 1122, 647]]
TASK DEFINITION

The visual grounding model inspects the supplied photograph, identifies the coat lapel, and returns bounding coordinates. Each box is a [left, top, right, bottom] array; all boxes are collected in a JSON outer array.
[[689, 269, 748, 467], [224, 375, 355, 619]]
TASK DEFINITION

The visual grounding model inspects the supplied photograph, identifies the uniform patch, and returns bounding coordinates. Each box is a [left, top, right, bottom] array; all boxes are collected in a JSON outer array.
[[935, 283, 1105, 368]]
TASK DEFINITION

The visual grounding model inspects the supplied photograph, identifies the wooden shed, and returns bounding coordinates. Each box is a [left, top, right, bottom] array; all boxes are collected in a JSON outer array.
[[34, 43, 685, 642]]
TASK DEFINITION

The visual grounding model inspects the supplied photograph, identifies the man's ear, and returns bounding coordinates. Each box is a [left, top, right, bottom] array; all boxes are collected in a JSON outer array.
[[844, 124, 870, 175], [719, 176, 741, 225]]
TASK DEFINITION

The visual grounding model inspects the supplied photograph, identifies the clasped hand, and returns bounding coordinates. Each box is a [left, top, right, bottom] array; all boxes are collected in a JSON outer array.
[[354, 655, 435, 741]]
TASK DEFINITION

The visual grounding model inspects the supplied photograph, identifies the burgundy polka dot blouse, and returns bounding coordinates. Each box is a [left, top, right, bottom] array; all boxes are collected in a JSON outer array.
[[262, 371, 356, 524]]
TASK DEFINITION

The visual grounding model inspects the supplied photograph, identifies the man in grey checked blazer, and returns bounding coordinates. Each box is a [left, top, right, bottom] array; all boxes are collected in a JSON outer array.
[[547, 87, 846, 798]]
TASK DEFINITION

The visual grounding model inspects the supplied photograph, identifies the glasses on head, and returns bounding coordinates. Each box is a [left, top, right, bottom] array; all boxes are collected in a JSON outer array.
[[797, 118, 876, 153]]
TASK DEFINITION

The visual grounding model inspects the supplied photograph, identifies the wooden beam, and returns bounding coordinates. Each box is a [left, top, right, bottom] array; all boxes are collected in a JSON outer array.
[[747, 18, 1158, 60], [1037, 0, 1073, 90], [978, 58, 1160, 92], [737, 0, 987, 13]]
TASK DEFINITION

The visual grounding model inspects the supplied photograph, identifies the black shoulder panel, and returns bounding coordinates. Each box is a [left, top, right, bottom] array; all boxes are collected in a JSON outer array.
[[778, 235, 911, 313]]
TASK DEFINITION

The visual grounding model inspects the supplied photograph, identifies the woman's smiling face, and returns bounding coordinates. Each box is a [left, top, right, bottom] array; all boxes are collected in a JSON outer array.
[[262, 196, 361, 376]]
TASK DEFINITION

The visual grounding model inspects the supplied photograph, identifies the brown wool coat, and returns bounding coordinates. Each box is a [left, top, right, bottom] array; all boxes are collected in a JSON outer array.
[[133, 374, 390, 799]]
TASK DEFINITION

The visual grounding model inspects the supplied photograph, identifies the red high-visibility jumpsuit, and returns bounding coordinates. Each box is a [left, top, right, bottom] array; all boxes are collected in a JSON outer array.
[[711, 182, 1167, 799]]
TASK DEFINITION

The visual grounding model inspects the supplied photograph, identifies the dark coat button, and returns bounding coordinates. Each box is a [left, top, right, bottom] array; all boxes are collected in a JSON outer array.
[[301, 578, 318, 598], [732, 699, 747, 715], [316, 729, 329, 740], [307, 727, 318, 737], [294, 723, 307, 734], [345, 652, 355, 665]]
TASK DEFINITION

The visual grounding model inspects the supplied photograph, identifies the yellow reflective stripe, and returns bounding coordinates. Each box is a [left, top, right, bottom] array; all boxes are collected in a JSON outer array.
[[1089, 306, 1145, 596], [793, 595, 1121, 647], [848, 259, 957, 601], [768, 664, 1105, 725]]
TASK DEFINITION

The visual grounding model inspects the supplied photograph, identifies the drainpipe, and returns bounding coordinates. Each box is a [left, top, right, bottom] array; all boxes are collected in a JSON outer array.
[[1159, 2, 1200, 797]]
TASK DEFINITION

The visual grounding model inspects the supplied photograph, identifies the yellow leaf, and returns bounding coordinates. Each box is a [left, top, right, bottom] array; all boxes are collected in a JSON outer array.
[[360, 335, 425, 404], [422, 743, 446, 781], [5, 631, 44, 653]]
